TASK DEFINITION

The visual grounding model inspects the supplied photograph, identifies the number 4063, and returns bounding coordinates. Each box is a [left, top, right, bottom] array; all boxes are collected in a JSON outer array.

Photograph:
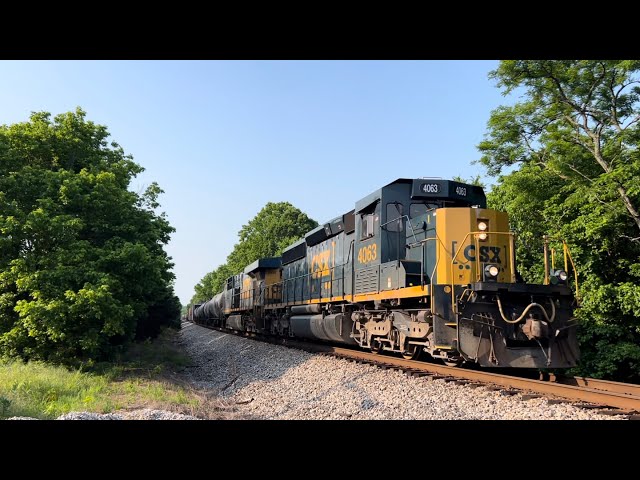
[[357, 244, 377, 264]]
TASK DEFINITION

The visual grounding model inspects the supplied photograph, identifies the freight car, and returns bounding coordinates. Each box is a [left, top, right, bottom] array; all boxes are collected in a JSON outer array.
[[189, 178, 579, 369]]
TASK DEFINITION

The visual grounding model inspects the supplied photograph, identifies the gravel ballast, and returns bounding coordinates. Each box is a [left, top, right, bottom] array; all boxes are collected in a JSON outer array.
[[178, 322, 625, 420], [8, 409, 199, 420], [56, 409, 199, 420]]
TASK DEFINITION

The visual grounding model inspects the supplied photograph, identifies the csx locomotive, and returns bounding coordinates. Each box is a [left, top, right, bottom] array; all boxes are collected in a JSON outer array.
[[188, 178, 579, 368]]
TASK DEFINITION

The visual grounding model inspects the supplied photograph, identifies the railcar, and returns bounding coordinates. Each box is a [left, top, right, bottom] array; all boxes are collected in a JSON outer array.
[[189, 178, 579, 368]]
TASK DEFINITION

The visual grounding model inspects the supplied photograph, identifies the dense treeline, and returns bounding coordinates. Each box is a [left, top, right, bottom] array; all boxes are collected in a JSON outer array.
[[191, 202, 317, 304], [0, 109, 180, 365], [479, 61, 640, 382]]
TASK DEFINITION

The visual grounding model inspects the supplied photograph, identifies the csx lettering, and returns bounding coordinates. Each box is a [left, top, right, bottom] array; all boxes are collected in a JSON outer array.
[[311, 250, 331, 278], [453, 242, 502, 264], [463, 245, 475, 261], [357, 244, 377, 264], [479, 246, 501, 263]]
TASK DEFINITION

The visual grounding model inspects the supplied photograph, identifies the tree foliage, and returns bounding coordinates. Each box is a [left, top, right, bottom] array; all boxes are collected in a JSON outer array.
[[479, 61, 640, 233], [191, 263, 234, 305], [191, 202, 317, 304], [479, 61, 640, 381], [0, 109, 180, 364], [452, 175, 485, 188]]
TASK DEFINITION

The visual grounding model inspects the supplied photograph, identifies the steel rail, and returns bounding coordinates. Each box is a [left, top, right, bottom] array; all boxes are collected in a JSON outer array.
[[554, 376, 640, 397], [318, 346, 640, 412], [185, 321, 640, 414]]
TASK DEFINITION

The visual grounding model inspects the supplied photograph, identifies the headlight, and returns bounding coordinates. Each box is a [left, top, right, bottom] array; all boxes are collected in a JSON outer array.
[[484, 264, 499, 281], [551, 269, 568, 284], [477, 221, 488, 241]]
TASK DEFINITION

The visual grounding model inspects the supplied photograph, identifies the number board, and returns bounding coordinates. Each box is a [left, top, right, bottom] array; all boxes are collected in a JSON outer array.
[[411, 179, 483, 205], [420, 183, 440, 194]]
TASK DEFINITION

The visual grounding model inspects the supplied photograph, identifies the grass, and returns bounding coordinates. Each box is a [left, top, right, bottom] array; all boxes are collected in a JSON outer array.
[[0, 361, 109, 419], [0, 328, 239, 420]]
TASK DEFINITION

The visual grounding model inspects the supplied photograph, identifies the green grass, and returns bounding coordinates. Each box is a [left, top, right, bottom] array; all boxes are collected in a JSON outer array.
[[0, 361, 108, 418], [0, 328, 229, 420]]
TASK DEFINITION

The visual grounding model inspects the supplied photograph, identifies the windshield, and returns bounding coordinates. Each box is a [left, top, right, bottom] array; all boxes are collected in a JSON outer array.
[[410, 203, 438, 218]]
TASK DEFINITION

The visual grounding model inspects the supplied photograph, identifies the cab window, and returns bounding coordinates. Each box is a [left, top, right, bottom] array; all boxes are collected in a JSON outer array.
[[386, 203, 404, 232], [360, 202, 379, 240], [410, 203, 437, 218], [361, 213, 374, 239]]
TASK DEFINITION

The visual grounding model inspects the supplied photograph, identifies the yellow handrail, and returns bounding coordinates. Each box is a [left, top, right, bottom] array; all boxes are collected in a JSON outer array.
[[563, 241, 580, 300], [543, 235, 579, 300]]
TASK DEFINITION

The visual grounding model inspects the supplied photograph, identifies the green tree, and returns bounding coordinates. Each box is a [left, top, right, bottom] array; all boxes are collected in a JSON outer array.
[[191, 263, 233, 304], [0, 109, 180, 364], [191, 202, 317, 303], [226, 202, 318, 273], [452, 175, 485, 188], [479, 61, 640, 233], [478, 61, 640, 381]]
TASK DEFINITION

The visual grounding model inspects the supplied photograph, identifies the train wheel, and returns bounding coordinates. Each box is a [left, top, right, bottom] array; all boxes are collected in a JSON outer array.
[[402, 344, 421, 360], [370, 338, 383, 354], [443, 357, 463, 367]]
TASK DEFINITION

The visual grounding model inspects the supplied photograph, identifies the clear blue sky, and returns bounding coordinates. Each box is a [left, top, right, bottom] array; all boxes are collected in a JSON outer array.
[[0, 60, 507, 305]]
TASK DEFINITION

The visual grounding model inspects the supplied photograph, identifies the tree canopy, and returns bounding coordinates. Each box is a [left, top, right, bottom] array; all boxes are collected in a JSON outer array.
[[191, 202, 317, 304], [478, 61, 640, 381], [479, 60, 640, 233], [0, 109, 180, 364]]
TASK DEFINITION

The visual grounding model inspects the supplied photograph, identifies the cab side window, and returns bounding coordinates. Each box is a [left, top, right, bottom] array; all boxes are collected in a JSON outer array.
[[386, 203, 404, 232], [359, 202, 379, 240], [361, 213, 374, 239]]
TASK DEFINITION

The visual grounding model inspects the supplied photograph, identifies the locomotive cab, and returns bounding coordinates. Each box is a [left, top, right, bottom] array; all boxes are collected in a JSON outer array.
[[353, 178, 487, 294]]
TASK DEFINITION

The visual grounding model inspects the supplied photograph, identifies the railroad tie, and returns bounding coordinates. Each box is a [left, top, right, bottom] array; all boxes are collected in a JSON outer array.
[[520, 394, 542, 400]]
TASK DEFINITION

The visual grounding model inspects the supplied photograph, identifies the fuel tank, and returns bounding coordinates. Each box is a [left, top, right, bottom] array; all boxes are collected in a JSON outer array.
[[290, 313, 356, 344]]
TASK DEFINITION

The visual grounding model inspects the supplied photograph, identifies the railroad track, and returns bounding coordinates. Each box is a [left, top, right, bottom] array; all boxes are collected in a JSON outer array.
[[185, 321, 640, 418]]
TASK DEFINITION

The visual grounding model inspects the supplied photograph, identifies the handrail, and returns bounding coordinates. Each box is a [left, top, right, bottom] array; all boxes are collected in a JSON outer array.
[[261, 261, 350, 305], [405, 233, 443, 316], [449, 232, 579, 313], [214, 231, 581, 320], [381, 214, 418, 243], [543, 235, 579, 299], [236, 233, 448, 312], [564, 242, 579, 299]]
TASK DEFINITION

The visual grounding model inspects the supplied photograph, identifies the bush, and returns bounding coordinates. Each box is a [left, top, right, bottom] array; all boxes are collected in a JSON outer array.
[[0, 109, 180, 364]]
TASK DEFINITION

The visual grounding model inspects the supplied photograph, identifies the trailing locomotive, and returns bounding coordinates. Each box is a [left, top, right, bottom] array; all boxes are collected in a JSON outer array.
[[189, 178, 580, 369]]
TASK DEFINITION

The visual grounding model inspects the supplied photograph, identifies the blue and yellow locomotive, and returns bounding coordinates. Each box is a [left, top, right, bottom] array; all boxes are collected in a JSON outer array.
[[190, 178, 579, 369]]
